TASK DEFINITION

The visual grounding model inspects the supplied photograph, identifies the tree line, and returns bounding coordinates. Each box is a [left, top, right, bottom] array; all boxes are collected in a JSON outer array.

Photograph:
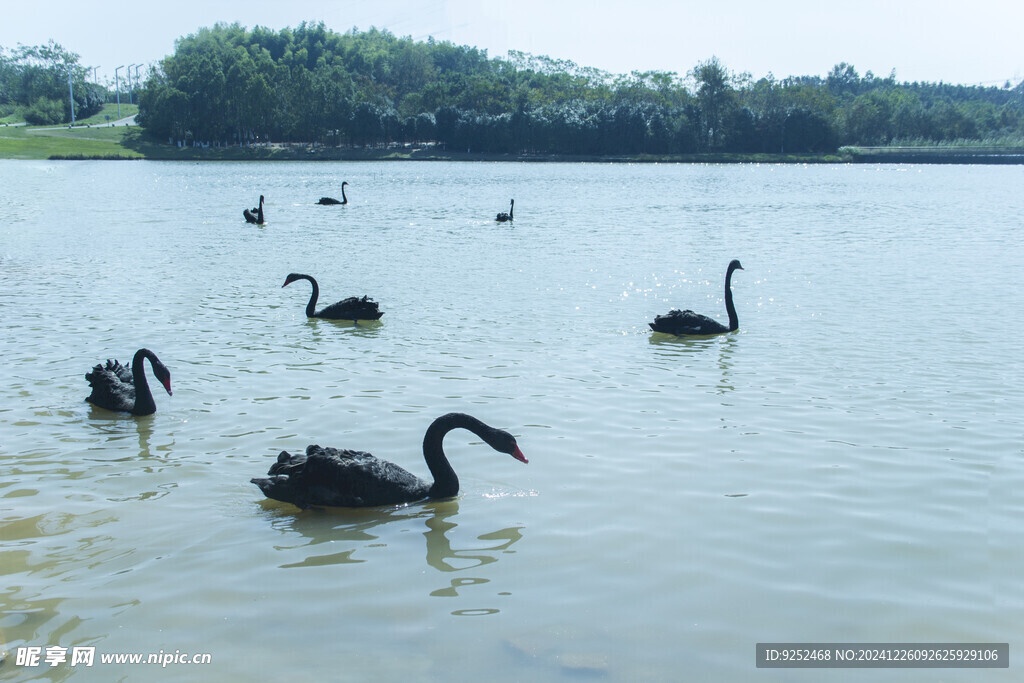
[[135, 22, 1023, 154], [7, 26, 1024, 153], [0, 41, 106, 124]]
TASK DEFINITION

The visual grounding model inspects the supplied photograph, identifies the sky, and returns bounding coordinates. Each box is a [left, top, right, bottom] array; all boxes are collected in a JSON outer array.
[[2, 0, 1022, 88]]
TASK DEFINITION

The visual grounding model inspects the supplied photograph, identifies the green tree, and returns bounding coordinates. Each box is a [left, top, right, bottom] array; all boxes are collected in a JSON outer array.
[[691, 56, 737, 150], [0, 40, 103, 122], [130, 24, 1022, 152]]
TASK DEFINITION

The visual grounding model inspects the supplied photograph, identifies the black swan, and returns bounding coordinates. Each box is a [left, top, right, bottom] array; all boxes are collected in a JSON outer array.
[[649, 259, 745, 335], [282, 272, 384, 322], [251, 412, 528, 508], [317, 181, 348, 205], [85, 348, 172, 416], [495, 199, 514, 222], [244, 195, 265, 224]]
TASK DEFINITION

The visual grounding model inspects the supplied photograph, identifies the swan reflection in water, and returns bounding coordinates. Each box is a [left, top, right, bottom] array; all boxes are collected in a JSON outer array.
[[78, 415, 180, 502], [649, 328, 739, 395], [261, 499, 525, 610], [422, 501, 524, 608], [83, 401, 177, 464]]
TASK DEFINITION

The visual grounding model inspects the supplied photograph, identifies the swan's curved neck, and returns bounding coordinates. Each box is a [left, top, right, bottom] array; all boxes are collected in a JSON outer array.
[[341, 184, 348, 204], [300, 275, 319, 317], [257, 196, 264, 222], [131, 349, 157, 415], [509, 200, 514, 219], [423, 413, 492, 498], [724, 266, 739, 331]]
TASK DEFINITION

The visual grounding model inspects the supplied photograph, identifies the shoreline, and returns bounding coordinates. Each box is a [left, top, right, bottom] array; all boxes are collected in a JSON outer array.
[[39, 150, 1024, 165], [2, 125, 1023, 164]]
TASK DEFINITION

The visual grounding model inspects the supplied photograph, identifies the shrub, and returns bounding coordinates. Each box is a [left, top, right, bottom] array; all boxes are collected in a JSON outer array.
[[24, 97, 66, 125]]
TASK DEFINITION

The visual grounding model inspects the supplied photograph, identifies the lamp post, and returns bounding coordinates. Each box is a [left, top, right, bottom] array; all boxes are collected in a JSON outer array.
[[67, 68, 76, 125], [115, 65, 124, 117], [127, 64, 137, 105], [134, 65, 142, 107]]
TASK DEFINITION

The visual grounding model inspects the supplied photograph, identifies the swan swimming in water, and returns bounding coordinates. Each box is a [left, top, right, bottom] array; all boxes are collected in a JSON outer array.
[[495, 199, 514, 222], [282, 272, 383, 322], [649, 260, 744, 336], [85, 348, 172, 416], [317, 181, 348, 205], [243, 195, 265, 224], [251, 412, 527, 508]]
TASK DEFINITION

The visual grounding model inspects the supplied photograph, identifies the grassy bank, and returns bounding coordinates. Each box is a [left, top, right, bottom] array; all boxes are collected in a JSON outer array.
[[0, 103, 138, 127], [3, 124, 1024, 164], [75, 103, 139, 126], [120, 135, 848, 163], [841, 145, 1024, 164], [0, 126, 846, 163], [0, 124, 143, 159]]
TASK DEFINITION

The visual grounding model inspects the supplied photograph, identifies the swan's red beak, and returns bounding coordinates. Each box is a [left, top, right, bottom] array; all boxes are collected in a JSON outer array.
[[512, 446, 528, 464]]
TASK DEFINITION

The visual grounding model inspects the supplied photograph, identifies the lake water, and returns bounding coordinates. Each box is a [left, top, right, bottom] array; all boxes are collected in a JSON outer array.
[[1, 159, 1022, 681]]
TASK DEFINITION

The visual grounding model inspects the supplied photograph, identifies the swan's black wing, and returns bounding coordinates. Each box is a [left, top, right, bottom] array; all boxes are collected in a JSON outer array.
[[251, 445, 430, 508], [315, 296, 384, 321], [243, 208, 259, 223], [85, 359, 136, 412], [649, 309, 729, 335], [105, 359, 133, 383], [317, 197, 341, 205]]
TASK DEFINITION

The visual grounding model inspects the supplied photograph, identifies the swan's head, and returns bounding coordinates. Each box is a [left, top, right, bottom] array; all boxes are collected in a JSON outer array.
[[282, 273, 308, 288], [251, 474, 301, 506], [152, 359, 172, 396], [484, 427, 527, 464], [728, 259, 744, 272], [342, 181, 349, 187], [252, 451, 313, 507]]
